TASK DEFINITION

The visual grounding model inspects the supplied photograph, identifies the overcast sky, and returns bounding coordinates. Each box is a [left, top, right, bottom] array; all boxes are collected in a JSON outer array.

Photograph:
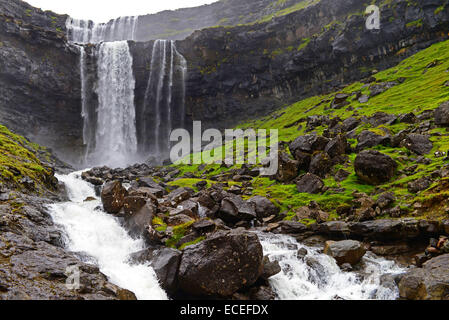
[[25, 0, 218, 22]]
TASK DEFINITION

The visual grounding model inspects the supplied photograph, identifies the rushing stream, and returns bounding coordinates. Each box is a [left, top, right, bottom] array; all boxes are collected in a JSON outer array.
[[258, 233, 405, 300], [48, 171, 404, 300], [47, 171, 167, 300]]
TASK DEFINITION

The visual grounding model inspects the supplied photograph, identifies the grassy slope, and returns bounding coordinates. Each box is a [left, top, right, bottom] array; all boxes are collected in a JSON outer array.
[[171, 39, 449, 224], [0, 125, 53, 192]]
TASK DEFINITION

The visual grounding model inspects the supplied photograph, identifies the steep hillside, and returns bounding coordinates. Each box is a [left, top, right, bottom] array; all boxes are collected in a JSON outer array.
[[171, 38, 449, 223]]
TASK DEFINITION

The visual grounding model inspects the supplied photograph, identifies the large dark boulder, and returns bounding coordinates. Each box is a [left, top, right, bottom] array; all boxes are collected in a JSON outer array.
[[289, 134, 329, 155], [434, 101, 449, 126], [178, 229, 263, 297], [401, 134, 433, 155], [399, 254, 449, 300], [101, 181, 127, 214], [248, 196, 280, 219], [124, 202, 156, 239], [354, 150, 397, 185], [324, 240, 366, 266], [309, 152, 332, 178], [219, 195, 257, 223], [356, 130, 390, 151], [296, 173, 324, 194], [129, 247, 182, 294], [324, 135, 348, 158]]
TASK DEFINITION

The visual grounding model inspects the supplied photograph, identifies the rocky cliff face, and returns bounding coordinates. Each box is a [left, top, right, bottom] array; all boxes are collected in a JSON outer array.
[[0, 0, 83, 164], [1, 0, 449, 164], [177, 0, 449, 130]]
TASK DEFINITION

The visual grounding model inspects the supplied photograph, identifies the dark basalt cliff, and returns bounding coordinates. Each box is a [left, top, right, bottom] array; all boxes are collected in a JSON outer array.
[[0, 0, 83, 164], [176, 0, 449, 130], [1, 0, 449, 164]]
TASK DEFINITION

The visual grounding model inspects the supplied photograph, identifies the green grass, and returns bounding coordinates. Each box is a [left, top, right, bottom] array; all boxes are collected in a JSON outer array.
[[168, 39, 449, 221], [0, 125, 53, 192]]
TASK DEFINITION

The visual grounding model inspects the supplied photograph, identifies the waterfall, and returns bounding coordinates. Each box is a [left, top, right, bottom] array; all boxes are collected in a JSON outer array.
[[141, 40, 187, 162], [91, 41, 138, 168], [66, 16, 139, 44], [257, 233, 405, 300], [47, 171, 168, 300]]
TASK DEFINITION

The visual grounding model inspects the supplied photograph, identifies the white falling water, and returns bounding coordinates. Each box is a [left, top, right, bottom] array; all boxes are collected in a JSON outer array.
[[66, 16, 139, 44], [48, 171, 168, 300], [91, 41, 138, 167], [258, 233, 405, 300], [142, 40, 187, 161]]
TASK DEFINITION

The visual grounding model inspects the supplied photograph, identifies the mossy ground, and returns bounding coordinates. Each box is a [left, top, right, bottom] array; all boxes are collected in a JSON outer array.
[[0, 125, 53, 192], [170, 39, 449, 223]]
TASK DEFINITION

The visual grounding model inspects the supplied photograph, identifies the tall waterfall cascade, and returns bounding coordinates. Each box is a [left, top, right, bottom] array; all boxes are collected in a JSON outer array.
[[140, 39, 188, 161], [66, 17, 188, 167], [66, 16, 139, 44]]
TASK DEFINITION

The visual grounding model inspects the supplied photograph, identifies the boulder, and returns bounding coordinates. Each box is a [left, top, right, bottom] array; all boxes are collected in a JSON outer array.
[[366, 112, 397, 127], [178, 229, 263, 297], [376, 192, 396, 210], [129, 247, 182, 294], [168, 187, 193, 205], [219, 195, 257, 223], [137, 177, 165, 194], [275, 152, 299, 182], [123, 202, 156, 239], [166, 214, 195, 226], [248, 196, 280, 219], [401, 134, 433, 155], [101, 181, 127, 214], [260, 256, 281, 280], [399, 254, 449, 300], [192, 219, 216, 234], [356, 130, 390, 151], [324, 135, 348, 158], [289, 134, 329, 155], [342, 117, 360, 132], [296, 173, 324, 194], [123, 196, 147, 216], [354, 150, 397, 185], [324, 240, 366, 266], [309, 152, 332, 178], [434, 101, 449, 126], [349, 219, 408, 241], [408, 177, 432, 193], [279, 220, 308, 234]]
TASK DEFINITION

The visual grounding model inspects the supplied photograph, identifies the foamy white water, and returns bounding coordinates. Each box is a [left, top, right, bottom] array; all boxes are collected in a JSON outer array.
[[48, 171, 167, 300], [258, 233, 404, 300]]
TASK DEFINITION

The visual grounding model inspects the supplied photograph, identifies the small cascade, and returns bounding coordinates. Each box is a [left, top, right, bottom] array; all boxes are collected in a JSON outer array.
[[66, 16, 139, 44], [91, 41, 138, 167], [140, 40, 187, 162], [48, 171, 168, 300], [258, 233, 405, 300]]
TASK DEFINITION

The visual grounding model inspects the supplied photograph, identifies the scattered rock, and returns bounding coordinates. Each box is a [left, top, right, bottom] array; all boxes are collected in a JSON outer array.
[[296, 173, 324, 194], [401, 134, 433, 155], [324, 240, 366, 266], [248, 196, 280, 219], [408, 177, 432, 193], [354, 150, 397, 185], [434, 101, 449, 126], [101, 181, 127, 214]]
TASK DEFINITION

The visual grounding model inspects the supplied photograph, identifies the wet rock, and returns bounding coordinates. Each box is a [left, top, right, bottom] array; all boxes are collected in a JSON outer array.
[[248, 196, 280, 219], [401, 134, 433, 155], [289, 134, 329, 155], [324, 135, 348, 158], [166, 214, 195, 226], [218, 195, 257, 223], [376, 192, 396, 210], [192, 219, 216, 235], [434, 101, 449, 126], [249, 286, 276, 300], [342, 117, 360, 132], [275, 152, 299, 182], [178, 229, 263, 297], [408, 177, 432, 193], [279, 220, 308, 234], [137, 177, 166, 195], [399, 254, 449, 300], [124, 202, 156, 239], [354, 150, 397, 185], [296, 173, 324, 194], [260, 256, 281, 280], [297, 248, 308, 259], [123, 196, 147, 216], [324, 240, 366, 266], [309, 152, 332, 178], [356, 130, 390, 151], [168, 187, 194, 205], [101, 181, 127, 214], [129, 247, 182, 294], [349, 219, 406, 241]]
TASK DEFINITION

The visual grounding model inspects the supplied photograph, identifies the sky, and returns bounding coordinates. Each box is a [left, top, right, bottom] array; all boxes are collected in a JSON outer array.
[[25, 0, 218, 22]]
